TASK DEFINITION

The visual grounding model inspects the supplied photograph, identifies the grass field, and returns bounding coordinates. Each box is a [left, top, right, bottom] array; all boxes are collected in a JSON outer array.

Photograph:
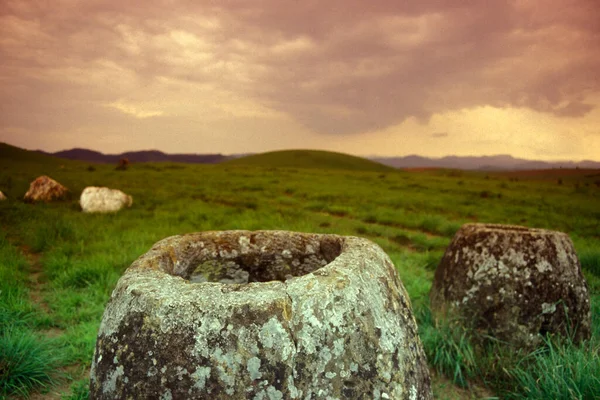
[[1, 142, 599, 399]]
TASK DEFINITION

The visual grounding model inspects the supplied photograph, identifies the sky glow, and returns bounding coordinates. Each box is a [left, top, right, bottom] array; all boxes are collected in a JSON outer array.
[[1, 0, 599, 160]]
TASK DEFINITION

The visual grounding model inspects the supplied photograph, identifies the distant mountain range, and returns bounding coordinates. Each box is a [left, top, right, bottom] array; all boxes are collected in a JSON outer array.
[[371, 154, 600, 170], [37, 148, 234, 164], [35, 147, 600, 171]]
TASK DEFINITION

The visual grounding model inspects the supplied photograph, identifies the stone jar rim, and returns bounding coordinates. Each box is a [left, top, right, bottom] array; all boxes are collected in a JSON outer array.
[[128, 230, 351, 282], [460, 223, 568, 236], [98, 230, 392, 338]]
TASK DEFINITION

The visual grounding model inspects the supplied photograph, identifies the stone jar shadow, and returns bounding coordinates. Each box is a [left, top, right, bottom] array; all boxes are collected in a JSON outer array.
[[90, 230, 432, 399]]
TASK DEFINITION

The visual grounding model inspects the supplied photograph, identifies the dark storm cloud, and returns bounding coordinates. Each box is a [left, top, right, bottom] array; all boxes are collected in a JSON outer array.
[[1, 0, 599, 140], [206, 0, 600, 133]]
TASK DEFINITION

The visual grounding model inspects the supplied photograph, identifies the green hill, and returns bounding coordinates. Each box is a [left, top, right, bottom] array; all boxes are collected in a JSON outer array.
[[224, 149, 394, 172], [0, 142, 75, 166], [0, 143, 85, 200]]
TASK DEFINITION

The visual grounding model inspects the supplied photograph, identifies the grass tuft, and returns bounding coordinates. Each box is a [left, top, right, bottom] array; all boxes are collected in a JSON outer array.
[[579, 249, 600, 277], [62, 378, 90, 400], [28, 218, 78, 252], [417, 298, 600, 398], [58, 266, 105, 289], [0, 325, 60, 398], [417, 307, 478, 388], [502, 335, 600, 399]]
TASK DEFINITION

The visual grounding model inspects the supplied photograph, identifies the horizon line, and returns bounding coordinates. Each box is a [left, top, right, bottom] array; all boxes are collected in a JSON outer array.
[[2, 141, 599, 164]]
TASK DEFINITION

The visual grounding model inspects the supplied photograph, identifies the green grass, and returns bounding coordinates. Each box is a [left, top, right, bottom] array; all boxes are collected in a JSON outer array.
[[0, 233, 60, 398], [580, 249, 600, 276], [417, 307, 478, 388], [0, 326, 60, 397], [417, 302, 600, 399], [506, 295, 600, 399], [0, 142, 599, 398], [62, 378, 90, 400], [503, 334, 600, 399], [0, 238, 35, 326], [417, 295, 600, 399]]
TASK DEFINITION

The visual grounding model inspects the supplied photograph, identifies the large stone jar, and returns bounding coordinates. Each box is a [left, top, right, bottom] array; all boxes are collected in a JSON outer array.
[[90, 230, 432, 399], [430, 223, 591, 349]]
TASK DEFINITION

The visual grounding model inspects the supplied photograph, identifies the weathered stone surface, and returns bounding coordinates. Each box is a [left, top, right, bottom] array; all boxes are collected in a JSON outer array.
[[430, 223, 591, 349], [0, 190, 6, 200], [90, 230, 432, 399], [80, 186, 132, 213], [23, 175, 69, 202]]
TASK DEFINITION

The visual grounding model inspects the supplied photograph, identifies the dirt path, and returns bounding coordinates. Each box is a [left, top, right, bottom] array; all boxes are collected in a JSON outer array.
[[429, 369, 497, 399], [22, 247, 52, 315], [14, 246, 88, 400], [24, 365, 90, 400]]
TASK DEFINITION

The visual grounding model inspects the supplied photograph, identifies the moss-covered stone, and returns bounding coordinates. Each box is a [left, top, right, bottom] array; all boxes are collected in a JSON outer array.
[[90, 230, 432, 399], [430, 223, 591, 350]]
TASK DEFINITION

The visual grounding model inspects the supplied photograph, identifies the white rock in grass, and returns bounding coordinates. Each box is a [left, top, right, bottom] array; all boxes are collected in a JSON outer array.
[[80, 186, 132, 213], [0, 191, 6, 200], [90, 230, 432, 399]]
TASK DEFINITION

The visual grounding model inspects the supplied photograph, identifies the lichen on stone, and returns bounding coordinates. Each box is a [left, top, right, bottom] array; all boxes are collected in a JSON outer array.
[[430, 223, 591, 350], [90, 230, 432, 399]]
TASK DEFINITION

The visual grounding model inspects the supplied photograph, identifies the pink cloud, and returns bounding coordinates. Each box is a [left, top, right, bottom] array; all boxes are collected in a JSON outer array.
[[0, 0, 599, 148]]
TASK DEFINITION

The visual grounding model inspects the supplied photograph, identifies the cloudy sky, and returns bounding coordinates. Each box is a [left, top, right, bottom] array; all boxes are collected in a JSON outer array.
[[1, 0, 599, 160]]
